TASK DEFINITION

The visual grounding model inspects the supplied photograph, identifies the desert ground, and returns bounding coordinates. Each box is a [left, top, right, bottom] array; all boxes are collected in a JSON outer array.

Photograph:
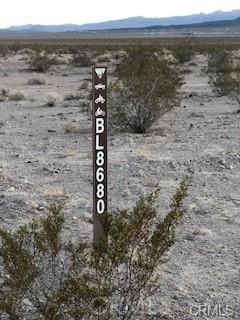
[[0, 47, 239, 319]]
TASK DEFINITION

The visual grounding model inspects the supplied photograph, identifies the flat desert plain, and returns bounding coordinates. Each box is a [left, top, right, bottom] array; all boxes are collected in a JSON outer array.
[[0, 50, 239, 319]]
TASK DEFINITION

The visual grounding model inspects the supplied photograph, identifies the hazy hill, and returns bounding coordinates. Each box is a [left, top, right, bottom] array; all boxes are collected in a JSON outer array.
[[4, 9, 240, 32]]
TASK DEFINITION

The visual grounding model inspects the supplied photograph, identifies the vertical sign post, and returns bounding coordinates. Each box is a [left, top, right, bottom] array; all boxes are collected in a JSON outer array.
[[92, 67, 107, 244]]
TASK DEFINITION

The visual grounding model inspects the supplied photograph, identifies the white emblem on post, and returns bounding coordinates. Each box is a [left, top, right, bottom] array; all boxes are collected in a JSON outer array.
[[95, 68, 106, 79], [95, 107, 106, 117], [95, 83, 106, 90], [95, 94, 105, 104]]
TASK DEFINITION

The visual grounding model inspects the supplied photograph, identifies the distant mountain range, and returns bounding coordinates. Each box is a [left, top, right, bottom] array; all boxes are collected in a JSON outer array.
[[3, 9, 240, 33], [145, 16, 240, 30]]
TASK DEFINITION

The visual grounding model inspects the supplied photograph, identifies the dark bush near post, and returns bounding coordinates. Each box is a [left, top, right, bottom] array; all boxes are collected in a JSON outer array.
[[0, 179, 189, 320], [109, 50, 183, 133]]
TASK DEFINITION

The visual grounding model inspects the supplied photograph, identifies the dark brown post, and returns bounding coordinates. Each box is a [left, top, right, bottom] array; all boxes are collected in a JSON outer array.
[[92, 67, 107, 244]]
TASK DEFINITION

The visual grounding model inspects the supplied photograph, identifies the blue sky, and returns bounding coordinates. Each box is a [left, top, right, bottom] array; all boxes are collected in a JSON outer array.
[[0, 0, 240, 27]]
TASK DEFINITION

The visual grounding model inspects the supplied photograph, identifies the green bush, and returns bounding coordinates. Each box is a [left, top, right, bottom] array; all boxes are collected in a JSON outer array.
[[27, 52, 59, 72], [207, 50, 240, 99], [0, 179, 189, 319], [172, 45, 195, 64], [207, 50, 233, 76], [69, 52, 93, 67], [109, 50, 183, 133]]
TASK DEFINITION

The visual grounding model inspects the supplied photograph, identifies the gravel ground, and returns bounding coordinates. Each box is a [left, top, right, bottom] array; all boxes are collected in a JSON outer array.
[[0, 53, 239, 319]]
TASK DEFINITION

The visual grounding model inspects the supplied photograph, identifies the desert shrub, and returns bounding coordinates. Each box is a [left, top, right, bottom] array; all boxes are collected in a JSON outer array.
[[188, 61, 197, 67], [64, 124, 82, 133], [0, 179, 189, 319], [207, 50, 240, 99], [211, 73, 238, 96], [27, 52, 59, 72], [0, 88, 9, 101], [8, 91, 26, 101], [234, 63, 240, 72], [69, 52, 93, 67], [112, 51, 125, 60], [207, 50, 233, 76], [64, 93, 81, 101], [79, 82, 89, 90], [0, 89, 9, 97], [109, 50, 183, 133], [97, 55, 111, 63], [0, 89, 26, 102], [27, 77, 46, 85], [172, 45, 195, 64]]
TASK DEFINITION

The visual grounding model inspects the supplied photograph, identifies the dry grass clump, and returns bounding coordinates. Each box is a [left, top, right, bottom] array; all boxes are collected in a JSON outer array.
[[0, 89, 25, 102], [0, 88, 26, 102], [64, 124, 82, 133], [46, 92, 63, 107], [8, 91, 26, 101]]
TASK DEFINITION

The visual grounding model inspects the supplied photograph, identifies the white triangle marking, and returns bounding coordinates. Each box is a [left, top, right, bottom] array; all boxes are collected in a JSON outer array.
[[95, 68, 106, 79]]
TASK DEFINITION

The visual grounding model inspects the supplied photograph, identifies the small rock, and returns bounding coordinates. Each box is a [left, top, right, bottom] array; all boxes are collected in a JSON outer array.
[[37, 206, 45, 211], [218, 159, 226, 166], [7, 187, 15, 192]]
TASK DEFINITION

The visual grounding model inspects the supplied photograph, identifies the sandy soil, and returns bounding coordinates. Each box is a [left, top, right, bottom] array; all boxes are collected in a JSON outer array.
[[0, 52, 239, 319]]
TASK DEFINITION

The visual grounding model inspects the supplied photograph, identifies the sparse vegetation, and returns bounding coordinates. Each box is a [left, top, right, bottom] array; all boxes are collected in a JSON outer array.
[[109, 49, 183, 133], [0, 88, 9, 98], [172, 45, 195, 64], [69, 51, 93, 67], [46, 92, 63, 107], [64, 124, 82, 133], [0, 89, 8, 102], [27, 52, 60, 72], [8, 91, 26, 101], [27, 77, 46, 85], [97, 55, 111, 63], [207, 50, 240, 101], [64, 93, 81, 101], [79, 82, 89, 90], [0, 178, 189, 319], [0, 88, 26, 102]]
